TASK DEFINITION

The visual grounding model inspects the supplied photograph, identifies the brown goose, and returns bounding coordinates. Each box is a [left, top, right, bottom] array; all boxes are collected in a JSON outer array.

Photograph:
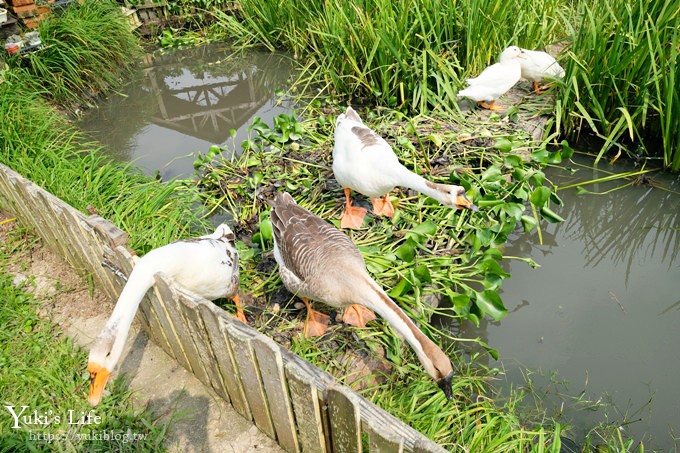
[[270, 191, 455, 400], [87, 224, 243, 406]]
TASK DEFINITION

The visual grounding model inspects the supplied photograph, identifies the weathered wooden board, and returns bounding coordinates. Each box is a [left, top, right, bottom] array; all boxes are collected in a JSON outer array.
[[363, 419, 404, 453], [251, 334, 300, 452], [224, 320, 276, 439], [152, 274, 209, 384], [200, 305, 252, 419], [327, 385, 362, 453], [284, 361, 327, 453], [176, 292, 222, 392]]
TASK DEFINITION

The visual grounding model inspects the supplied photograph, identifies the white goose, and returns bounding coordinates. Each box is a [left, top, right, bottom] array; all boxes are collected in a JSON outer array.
[[270, 191, 455, 400], [457, 46, 524, 111], [333, 106, 477, 229], [519, 48, 564, 94], [87, 224, 243, 406]]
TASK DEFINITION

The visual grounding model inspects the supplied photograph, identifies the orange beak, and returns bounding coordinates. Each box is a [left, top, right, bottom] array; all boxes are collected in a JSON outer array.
[[455, 193, 478, 212], [87, 362, 111, 406]]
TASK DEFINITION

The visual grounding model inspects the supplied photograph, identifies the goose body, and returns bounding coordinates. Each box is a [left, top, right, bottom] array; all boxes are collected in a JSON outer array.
[[270, 192, 455, 400], [519, 48, 564, 93], [87, 224, 242, 406], [457, 46, 524, 110], [333, 106, 476, 229]]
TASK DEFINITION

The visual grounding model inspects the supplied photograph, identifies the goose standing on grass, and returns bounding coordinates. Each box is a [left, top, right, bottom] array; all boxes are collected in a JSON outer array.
[[333, 106, 477, 229], [457, 46, 524, 111], [270, 191, 455, 400], [519, 48, 564, 94], [87, 224, 243, 406]]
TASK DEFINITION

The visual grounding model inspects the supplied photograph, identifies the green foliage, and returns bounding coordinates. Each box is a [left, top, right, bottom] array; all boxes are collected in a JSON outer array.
[[8, 0, 142, 108], [198, 104, 564, 333], [557, 0, 680, 170]]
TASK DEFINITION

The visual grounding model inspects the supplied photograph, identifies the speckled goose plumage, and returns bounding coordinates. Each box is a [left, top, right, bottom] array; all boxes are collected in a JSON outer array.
[[271, 192, 365, 303], [270, 192, 456, 400], [87, 224, 242, 406]]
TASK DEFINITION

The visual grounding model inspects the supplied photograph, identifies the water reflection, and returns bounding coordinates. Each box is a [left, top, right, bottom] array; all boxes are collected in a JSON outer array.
[[79, 44, 293, 179], [461, 154, 680, 449]]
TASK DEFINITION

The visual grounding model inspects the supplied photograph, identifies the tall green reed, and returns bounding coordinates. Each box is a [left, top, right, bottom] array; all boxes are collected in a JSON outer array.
[[558, 0, 680, 170], [213, 0, 569, 113]]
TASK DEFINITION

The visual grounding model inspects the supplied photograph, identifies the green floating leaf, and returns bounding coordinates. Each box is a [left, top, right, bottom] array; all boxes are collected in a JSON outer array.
[[560, 140, 575, 159], [475, 290, 508, 321], [411, 220, 438, 237], [530, 186, 551, 208], [395, 238, 417, 262], [260, 221, 273, 241], [388, 278, 413, 298], [412, 264, 432, 285], [530, 148, 549, 164], [427, 133, 443, 148], [502, 202, 525, 221], [481, 165, 503, 182], [521, 214, 538, 233], [446, 291, 471, 308], [504, 154, 523, 168], [494, 138, 513, 153], [540, 206, 565, 223]]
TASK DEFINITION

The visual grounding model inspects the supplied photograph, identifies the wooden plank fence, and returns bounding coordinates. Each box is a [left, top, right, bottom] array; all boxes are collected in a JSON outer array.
[[0, 163, 448, 453]]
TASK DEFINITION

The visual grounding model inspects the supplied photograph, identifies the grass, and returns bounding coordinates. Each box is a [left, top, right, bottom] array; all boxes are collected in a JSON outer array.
[[8, 0, 142, 110], [0, 227, 169, 452]]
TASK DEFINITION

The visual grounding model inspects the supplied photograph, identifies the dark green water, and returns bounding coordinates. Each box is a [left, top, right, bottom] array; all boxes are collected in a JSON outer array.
[[79, 43, 293, 180], [462, 154, 680, 450]]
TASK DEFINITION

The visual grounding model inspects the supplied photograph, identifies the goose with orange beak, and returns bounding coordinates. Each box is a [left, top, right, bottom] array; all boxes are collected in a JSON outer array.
[[87, 224, 242, 406], [333, 106, 477, 229]]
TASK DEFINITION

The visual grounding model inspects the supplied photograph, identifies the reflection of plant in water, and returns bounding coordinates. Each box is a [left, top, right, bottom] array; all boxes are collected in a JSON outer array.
[[552, 156, 680, 284]]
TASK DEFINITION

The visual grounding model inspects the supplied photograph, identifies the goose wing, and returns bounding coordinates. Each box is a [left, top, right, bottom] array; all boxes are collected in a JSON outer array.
[[270, 192, 364, 281]]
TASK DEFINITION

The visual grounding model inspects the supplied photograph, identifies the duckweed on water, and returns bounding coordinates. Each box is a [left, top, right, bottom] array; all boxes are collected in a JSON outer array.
[[195, 103, 574, 448]]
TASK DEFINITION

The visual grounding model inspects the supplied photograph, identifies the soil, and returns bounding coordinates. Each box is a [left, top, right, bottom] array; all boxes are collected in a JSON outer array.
[[0, 212, 282, 453]]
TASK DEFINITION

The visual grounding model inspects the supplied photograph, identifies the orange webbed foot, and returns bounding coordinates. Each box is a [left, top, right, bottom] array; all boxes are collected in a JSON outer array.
[[232, 294, 247, 323], [340, 188, 367, 229], [302, 298, 330, 337], [340, 205, 367, 229], [342, 304, 377, 328], [371, 195, 394, 218], [478, 101, 504, 111]]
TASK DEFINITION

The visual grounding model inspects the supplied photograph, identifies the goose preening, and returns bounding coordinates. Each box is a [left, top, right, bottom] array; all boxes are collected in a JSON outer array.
[[270, 191, 455, 400], [518, 48, 565, 94], [457, 46, 524, 111], [87, 224, 242, 406], [332, 106, 477, 229]]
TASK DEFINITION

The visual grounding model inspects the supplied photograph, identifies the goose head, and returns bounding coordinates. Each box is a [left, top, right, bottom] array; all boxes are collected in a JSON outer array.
[[87, 328, 126, 406], [422, 346, 456, 401], [425, 182, 478, 212], [500, 46, 524, 63]]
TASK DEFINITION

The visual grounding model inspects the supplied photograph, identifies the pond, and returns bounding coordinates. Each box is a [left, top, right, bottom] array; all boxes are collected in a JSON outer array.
[[81, 44, 679, 449], [78, 43, 293, 180], [461, 154, 680, 450]]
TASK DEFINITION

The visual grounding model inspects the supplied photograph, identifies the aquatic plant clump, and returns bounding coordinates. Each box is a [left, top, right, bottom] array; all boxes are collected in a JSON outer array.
[[194, 105, 572, 447]]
